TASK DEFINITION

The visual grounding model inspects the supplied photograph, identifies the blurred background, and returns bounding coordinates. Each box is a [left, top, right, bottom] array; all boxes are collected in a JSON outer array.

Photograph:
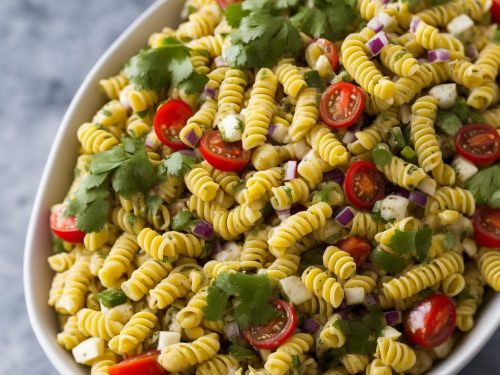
[[0, 0, 498, 373]]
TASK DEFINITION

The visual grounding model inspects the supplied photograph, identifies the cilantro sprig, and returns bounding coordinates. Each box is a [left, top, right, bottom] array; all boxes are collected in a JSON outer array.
[[465, 165, 500, 208], [388, 227, 433, 262], [204, 272, 277, 329], [171, 211, 197, 232], [66, 138, 158, 232], [158, 152, 197, 178], [436, 97, 485, 136], [124, 37, 208, 94], [372, 144, 393, 168]]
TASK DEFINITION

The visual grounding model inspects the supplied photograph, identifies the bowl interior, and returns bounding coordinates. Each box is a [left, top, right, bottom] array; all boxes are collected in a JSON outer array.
[[24, 1, 500, 374]]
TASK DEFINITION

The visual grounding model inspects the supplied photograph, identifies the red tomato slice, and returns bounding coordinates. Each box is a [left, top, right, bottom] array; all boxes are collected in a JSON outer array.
[[50, 203, 85, 243], [109, 350, 167, 375], [344, 161, 385, 209], [216, 0, 241, 8], [455, 124, 499, 166], [320, 82, 365, 129], [336, 236, 372, 265], [243, 299, 297, 349], [492, 0, 500, 23], [154, 99, 193, 150], [404, 294, 456, 349], [473, 205, 500, 248], [317, 38, 340, 71], [199, 130, 251, 172]]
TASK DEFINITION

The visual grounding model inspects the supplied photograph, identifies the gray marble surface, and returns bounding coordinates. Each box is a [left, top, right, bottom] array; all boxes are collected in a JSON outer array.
[[0, 0, 498, 374]]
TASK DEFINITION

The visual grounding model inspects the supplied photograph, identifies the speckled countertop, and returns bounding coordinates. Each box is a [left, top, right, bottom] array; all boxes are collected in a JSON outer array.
[[0, 0, 498, 374]]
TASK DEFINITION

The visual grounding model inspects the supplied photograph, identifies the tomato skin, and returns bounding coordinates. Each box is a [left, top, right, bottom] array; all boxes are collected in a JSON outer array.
[[109, 350, 167, 375], [243, 300, 297, 349], [344, 161, 385, 209], [317, 39, 340, 71], [154, 100, 193, 150], [336, 236, 372, 265], [199, 131, 251, 172], [216, 0, 241, 8], [404, 294, 456, 349], [455, 124, 500, 166], [320, 82, 365, 129], [473, 206, 500, 248], [492, 0, 500, 23], [50, 204, 85, 243]]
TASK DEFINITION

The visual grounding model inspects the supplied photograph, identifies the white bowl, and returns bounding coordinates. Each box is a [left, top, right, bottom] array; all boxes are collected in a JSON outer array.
[[24, 0, 500, 374]]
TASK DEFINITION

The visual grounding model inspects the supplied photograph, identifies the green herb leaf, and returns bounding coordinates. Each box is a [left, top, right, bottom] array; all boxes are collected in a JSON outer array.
[[436, 110, 463, 136], [229, 343, 256, 361], [370, 247, 407, 275], [96, 288, 127, 308], [171, 211, 197, 231], [224, 3, 249, 28], [389, 229, 416, 255], [469, 110, 486, 124], [112, 153, 158, 198], [465, 165, 500, 204], [52, 235, 66, 254], [204, 285, 230, 321], [299, 248, 324, 273], [372, 144, 392, 168], [304, 70, 326, 92], [145, 194, 162, 216], [415, 227, 433, 262], [90, 147, 128, 174], [292, 354, 301, 371], [443, 232, 457, 251], [315, 182, 335, 203], [160, 152, 197, 177], [488, 190, 500, 208]]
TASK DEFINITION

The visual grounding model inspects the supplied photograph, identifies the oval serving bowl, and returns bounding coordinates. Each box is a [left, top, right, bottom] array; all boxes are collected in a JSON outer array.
[[24, 0, 500, 374]]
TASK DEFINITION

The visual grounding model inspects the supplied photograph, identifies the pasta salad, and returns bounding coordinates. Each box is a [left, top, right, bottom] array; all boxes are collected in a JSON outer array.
[[47, 0, 500, 374]]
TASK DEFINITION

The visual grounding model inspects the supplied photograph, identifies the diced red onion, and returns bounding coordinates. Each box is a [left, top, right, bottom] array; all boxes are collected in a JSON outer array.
[[202, 86, 217, 99], [466, 45, 478, 60], [366, 31, 390, 56], [381, 0, 390, 4], [342, 131, 357, 144], [410, 17, 421, 34], [267, 124, 277, 137], [428, 49, 451, 63], [184, 129, 201, 147], [284, 161, 298, 181], [409, 189, 427, 207], [301, 319, 321, 334], [363, 293, 379, 306], [223, 321, 240, 339], [335, 206, 356, 227], [178, 149, 196, 158], [192, 220, 214, 238], [384, 310, 403, 326], [276, 204, 306, 220], [367, 18, 384, 33], [214, 56, 228, 68], [323, 169, 345, 185], [392, 187, 410, 199], [336, 305, 355, 319]]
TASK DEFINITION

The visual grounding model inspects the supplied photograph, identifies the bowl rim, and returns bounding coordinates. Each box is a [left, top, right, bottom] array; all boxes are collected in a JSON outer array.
[[23, 0, 500, 374]]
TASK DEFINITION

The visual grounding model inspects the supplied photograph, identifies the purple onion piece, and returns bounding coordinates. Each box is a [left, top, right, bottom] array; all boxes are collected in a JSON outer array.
[[184, 129, 201, 147], [367, 18, 384, 33], [336, 304, 356, 319], [363, 293, 379, 307], [365, 31, 390, 56], [178, 149, 196, 157], [284, 161, 298, 181], [409, 189, 427, 207], [301, 319, 321, 334], [335, 206, 356, 227], [192, 220, 214, 238], [268, 124, 277, 137], [428, 49, 451, 63], [224, 321, 240, 339], [203, 86, 217, 99], [342, 131, 357, 144], [384, 310, 403, 326], [323, 169, 345, 185], [276, 203, 306, 221], [410, 17, 421, 33], [466, 45, 478, 60]]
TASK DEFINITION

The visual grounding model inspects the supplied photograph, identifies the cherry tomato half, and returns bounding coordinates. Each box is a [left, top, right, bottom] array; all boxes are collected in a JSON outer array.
[[154, 99, 193, 150], [320, 82, 365, 129], [404, 294, 456, 349], [473, 205, 500, 248], [199, 130, 251, 172], [492, 0, 500, 24], [455, 124, 500, 166], [336, 236, 372, 265], [317, 38, 340, 72], [344, 161, 385, 209], [243, 299, 297, 349], [50, 203, 85, 243], [109, 350, 167, 375]]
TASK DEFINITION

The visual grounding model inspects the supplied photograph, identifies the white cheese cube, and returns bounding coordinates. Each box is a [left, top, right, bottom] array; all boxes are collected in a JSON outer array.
[[462, 238, 478, 257], [344, 287, 366, 305], [107, 302, 134, 324], [219, 114, 243, 142], [452, 156, 479, 182], [447, 14, 474, 35], [382, 326, 402, 340], [157, 331, 181, 350], [271, 123, 290, 144], [279, 276, 312, 305], [379, 195, 409, 221], [430, 84, 457, 109], [213, 242, 242, 261], [72, 338, 104, 365]]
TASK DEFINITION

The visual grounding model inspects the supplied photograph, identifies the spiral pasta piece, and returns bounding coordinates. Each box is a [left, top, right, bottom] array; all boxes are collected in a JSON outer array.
[[122, 259, 172, 301], [476, 43, 500, 80], [243, 68, 278, 150], [112, 207, 145, 235], [213, 203, 262, 240], [308, 123, 349, 166], [269, 202, 333, 250], [457, 264, 485, 332], [377, 152, 431, 191], [319, 314, 346, 349], [349, 212, 387, 240], [483, 106, 500, 128], [185, 166, 220, 202], [380, 44, 420, 77], [392, 66, 434, 106], [431, 161, 457, 186], [90, 350, 119, 375], [48, 252, 75, 273], [180, 100, 217, 148], [383, 252, 464, 300], [323, 246, 357, 280], [297, 158, 324, 190], [264, 333, 314, 375], [343, 271, 377, 294], [375, 218, 421, 246], [196, 354, 239, 375], [149, 272, 191, 309], [240, 230, 270, 270], [243, 167, 283, 202], [77, 308, 123, 340], [275, 58, 306, 98], [376, 337, 416, 372], [176, 286, 209, 329], [394, 33, 426, 57], [216, 69, 248, 122], [177, 4, 220, 40], [302, 266, 344, 308], [270, 178, 309, 211], [262, 253, 301, 281], [425, 187, 475, 216], [99, 73, 128, 100], [365, 358, 392, 375], [478, 249, 500, 291], [416, 0, 487, 27], [467, 80, 500, 111], [108, 310, 157, 353], [124, 86, 158, 113], [99, 233, 140, 288], [289, 88, 320, 142], [448, 59, 485, 88], [413, 19, 464, 56], [441, 272, 466, 297], [341, 354, 369, 374], [77, 123, 119, 154], [56, 257, 93, 315], [158, 333, 220, 372], [57, 316, 86, 350]]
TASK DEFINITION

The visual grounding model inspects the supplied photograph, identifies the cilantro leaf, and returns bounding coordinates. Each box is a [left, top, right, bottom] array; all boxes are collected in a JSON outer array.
[[389, 229, 416, 255], [372, 144, 392, 168], [178, 71, 209, 95], [145, 194, 162, 216], [224, 3, 249, 28], [443, 232, 456, 251], [76, 198, 110, 233], [304, 70, 326, 92], [160, 152, 197, 177], [299, 248, 324, 273], [112, 153, 158, 198], [488, 190, 500, 208], [229, 343, 256, 361], [370, 247, 407, 275], [315, 182, 335, 203], [171, 211, 197, 231], [436, 110, 463, 136], [291, 7, 328, 39], [465, 165, 500, 204], [91, 147, 128, 174], [204, 285, 230, 321], [52, 235, 65, 254], [415, 227, 433, 262]]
